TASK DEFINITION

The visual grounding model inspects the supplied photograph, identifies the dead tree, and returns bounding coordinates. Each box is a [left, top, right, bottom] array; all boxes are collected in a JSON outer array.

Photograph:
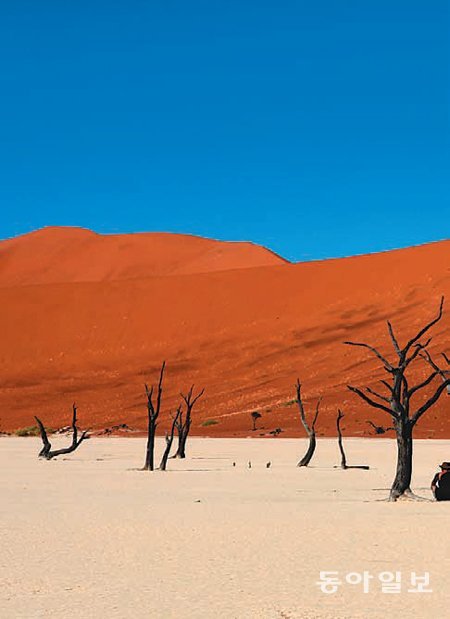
[[251, 411, 262, 431], [172, 385, 204, 459], [366, 420, 394, 435], [35, 404, 88, 460], [296, 379, 321, 467], [159, 407, 182, 471], [336, 409, 347, 468], [143, 361, 165, 471], [336, 410, 369, 470], [269, 427, 283, 436], [345, 297, 450, 501]]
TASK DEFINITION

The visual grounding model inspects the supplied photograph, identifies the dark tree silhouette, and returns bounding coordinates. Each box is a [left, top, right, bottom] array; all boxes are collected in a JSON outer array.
[[35, 404, 89, 460], [159, 407, 182, 471], [251, 411, 262, 431], [143, 361, 165, 471], [336, 409, 347, 469], [172, 385, 204, 459], [336, 410, 369, 470], [295, 379, 321, 467], [366, 420, 394, 435], [345, 297, 450, 501], [269, 427, 283, 437]]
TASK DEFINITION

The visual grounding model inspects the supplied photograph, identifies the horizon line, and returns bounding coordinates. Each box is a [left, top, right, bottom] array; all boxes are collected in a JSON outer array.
[[1, 224, 449, 266]]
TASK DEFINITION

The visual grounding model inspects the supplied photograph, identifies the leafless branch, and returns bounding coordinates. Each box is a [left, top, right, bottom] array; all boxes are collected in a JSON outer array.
[[344, 341, 393, 371], [347, 385, 395, 417]]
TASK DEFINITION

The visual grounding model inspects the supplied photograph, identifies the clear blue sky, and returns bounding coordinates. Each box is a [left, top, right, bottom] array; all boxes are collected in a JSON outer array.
[[0, 1, 448, 261]]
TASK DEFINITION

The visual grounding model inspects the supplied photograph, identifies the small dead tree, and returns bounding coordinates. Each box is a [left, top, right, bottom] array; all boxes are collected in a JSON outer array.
[[251, 411, 262, 431], [35, 404, 89, 460], [159, 407, 182, 471], [296, 379, 321, 467], [345, 297, 450, 501], [336, 410, 369, 470], [366, 420, 394, 435], [143, 361, 165, 471], [172, 385, 204, 459], [269, 427, 283, 437], [336, 409, 347, 469]]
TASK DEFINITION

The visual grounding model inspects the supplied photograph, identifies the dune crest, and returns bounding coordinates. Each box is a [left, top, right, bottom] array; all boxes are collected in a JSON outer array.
[[0, 226, 287, 286]]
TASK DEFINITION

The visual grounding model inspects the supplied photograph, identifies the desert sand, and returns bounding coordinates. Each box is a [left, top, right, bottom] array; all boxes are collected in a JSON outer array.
[[1, 228, 450, 437], [1, 436, 450, 619]]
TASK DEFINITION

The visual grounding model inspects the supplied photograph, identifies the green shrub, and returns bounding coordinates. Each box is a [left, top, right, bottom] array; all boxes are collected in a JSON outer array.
[[14, 425, 41, 437], [14, 425, 54, 437], [201, 419, 219, 427]]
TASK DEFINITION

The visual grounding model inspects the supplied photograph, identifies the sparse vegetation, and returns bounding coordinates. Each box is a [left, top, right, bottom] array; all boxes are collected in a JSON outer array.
[[201, 419, 218, 427], [15, 425, 52, 437], [15, 426, 39, 437], [250, 411, 262, 431], [282, 399, 296, 407], [269, 427, 283, 436]]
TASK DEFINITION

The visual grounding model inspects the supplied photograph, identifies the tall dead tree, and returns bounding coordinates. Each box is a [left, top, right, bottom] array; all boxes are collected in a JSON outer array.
[[35, 404, 89, 460], [336, 409, 369, 470], [143, 361, 165, 471], [172, 385, 204, 459], [296, 379, 321, 467], [159, 407, 182, 471], [345, 297, 450, 501]]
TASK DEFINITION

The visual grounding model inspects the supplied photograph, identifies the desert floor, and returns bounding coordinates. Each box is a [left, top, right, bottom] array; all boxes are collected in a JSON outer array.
[[1, 437, 450, 619]]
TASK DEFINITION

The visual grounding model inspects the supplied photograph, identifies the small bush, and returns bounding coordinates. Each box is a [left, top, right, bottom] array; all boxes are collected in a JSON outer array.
[[14, 425, 54, 437], [282, 399, 296, 407], [201, 419, 219, 427], [14, 425, 41, 437]]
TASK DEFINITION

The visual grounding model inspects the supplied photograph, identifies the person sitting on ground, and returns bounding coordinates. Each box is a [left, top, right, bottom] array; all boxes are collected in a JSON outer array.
[[431, 462, 450, 501]]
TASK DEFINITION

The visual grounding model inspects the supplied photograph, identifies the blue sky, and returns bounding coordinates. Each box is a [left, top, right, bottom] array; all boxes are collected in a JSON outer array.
[[0, 1, 448, 261]]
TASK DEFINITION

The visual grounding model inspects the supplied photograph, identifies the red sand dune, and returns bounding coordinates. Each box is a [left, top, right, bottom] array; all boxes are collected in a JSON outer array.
[[0, 226, 286, 285], [1, 227, 450, 438]]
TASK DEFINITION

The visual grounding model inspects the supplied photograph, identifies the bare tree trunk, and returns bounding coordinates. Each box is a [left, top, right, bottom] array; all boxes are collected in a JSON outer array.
[[298, 433, 317, 467], [176, 432, 188, 459], [143, 362, 165, 471], [172, 386, 204, 459], [390, 420, 413, 501], [295, 379, 321, 467], [336, 410, 347, 469], [173, 419, 188, 459], [335, 409, 369, 471], [144, 420, 156, 471], [159, 409, 181, 471]]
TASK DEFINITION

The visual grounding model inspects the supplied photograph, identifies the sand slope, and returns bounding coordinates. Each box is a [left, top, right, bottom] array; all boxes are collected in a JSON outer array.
[[1, 229, 450, 436]]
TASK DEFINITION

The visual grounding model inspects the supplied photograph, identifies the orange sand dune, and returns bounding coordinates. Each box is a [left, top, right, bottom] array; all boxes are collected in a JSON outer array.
[[0, 226, 286, 286], [1, 228, 450, 438]]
